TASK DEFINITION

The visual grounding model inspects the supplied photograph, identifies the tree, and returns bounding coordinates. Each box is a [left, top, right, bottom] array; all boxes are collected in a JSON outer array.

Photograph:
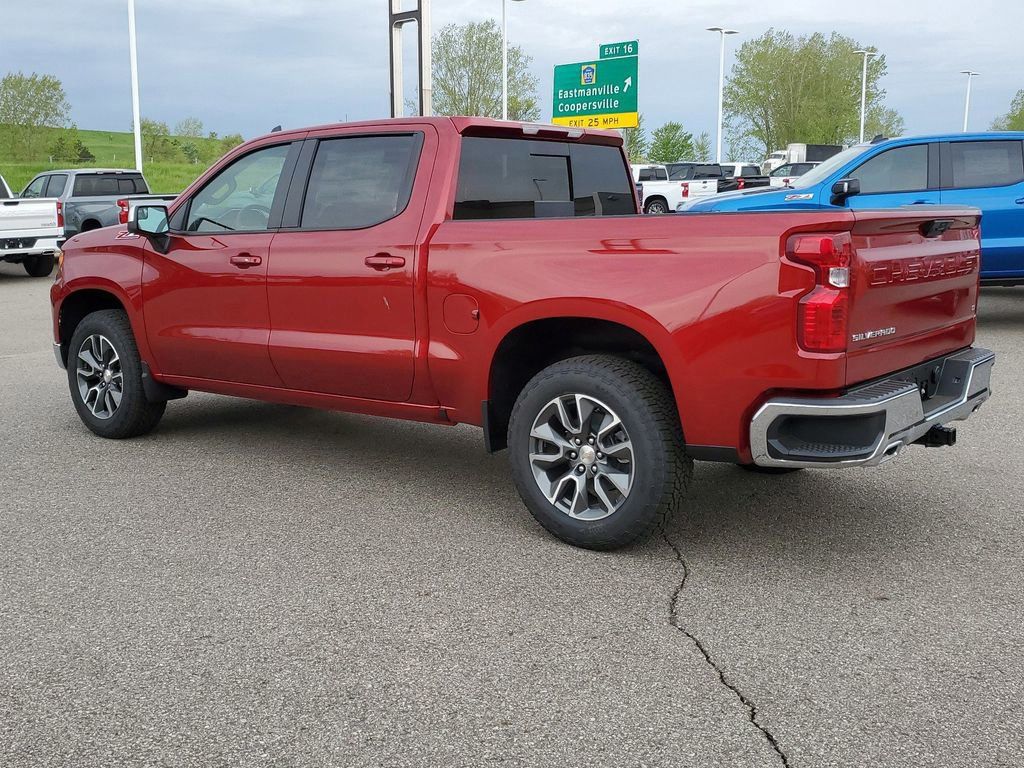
[[0, 72, 71, 159], [430, 20, 539, 121], [991, 90, 1024, 131], [723, 29, 905, 158], [648, 122, 694, 163], [136, 118, 173, 160], [49, 124, 93, 163], [620, 113, 648, 162], [219, 133, 244, 153], [693, 131, 713, 162], [174, 117, 204, 138]]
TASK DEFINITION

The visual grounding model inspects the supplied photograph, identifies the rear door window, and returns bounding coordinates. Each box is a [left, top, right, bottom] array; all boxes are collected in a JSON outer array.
[[852, 144, 929, 194], [454, 137, 633, 219], [948, 141, 1024, 188], [300, 134, 423, 230], [45, 174, 67, 197]]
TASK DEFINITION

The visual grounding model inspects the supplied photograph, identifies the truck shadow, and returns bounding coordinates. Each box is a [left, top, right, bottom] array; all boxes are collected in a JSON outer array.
[[152, 394, 914, 560]]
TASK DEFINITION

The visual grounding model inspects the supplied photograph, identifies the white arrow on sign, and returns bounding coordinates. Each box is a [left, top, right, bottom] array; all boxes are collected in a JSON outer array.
[[623, 76, 633, 92]]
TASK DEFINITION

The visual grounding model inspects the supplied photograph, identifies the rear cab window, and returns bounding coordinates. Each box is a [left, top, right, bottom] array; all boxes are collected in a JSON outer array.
[[72, 173, 147, 197], [454, 137, 634, 220]]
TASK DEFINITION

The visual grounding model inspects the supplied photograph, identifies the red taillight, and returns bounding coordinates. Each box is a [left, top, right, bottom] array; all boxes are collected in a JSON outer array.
[[680, 182, 690, 198], [56, 200, 64, 230], [737, 178, 746, 190], [787, 232, 853, 354], [117, 198, 129, 225]]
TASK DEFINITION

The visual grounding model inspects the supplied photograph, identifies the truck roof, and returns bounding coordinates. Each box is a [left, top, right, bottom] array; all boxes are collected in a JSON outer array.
[[249, 116, 624, 146], [44, 168, 144, 176]]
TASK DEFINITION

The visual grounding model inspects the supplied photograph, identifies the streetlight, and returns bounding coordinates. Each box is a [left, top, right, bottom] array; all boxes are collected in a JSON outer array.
[[853, 49, 877, 143], [960, 70, 980, 132], [127, 0, 142, 171], [707, 27, 738, 163], [502, 0, 527, 121]]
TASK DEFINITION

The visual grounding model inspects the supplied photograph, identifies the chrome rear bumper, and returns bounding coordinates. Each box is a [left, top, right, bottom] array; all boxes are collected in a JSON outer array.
[[750, 347, 995, 469]]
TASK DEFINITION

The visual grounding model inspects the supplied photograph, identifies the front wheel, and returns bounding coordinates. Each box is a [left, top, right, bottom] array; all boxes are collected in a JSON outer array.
[[23, 253, 55, 277], [67, 309, 166, 439], [507, 355, 692, 550], [644, 198, 669, 215]]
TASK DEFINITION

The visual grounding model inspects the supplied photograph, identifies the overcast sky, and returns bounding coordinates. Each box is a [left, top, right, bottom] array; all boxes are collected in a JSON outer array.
[[4, 0, 1022, 150]]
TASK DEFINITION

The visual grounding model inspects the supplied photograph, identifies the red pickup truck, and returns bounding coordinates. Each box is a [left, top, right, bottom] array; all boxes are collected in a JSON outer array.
[[51, 117, 994, 550]]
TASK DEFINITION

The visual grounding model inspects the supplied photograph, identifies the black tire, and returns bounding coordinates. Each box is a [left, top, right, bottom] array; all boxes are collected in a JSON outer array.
[[67, 309, 166, 439], [644, 198, 669, 215], [507, 355, 692, 550], [738, 464, 803, 475], [23, 253, 55, 277]]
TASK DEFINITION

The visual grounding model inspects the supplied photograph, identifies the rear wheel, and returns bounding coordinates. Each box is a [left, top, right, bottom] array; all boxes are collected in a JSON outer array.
[[644, 198, 669, 215], [23, 253, 55, 277], [67, 309, 166, 439], [508, 355, 692, 550]]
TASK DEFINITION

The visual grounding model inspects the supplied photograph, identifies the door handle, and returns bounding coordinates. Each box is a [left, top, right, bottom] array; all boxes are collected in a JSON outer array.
[[910, 200, 935, 205], [229, 254, 262, 269], [364, 254, 406, 271], [1015, 197, 1024, 205]]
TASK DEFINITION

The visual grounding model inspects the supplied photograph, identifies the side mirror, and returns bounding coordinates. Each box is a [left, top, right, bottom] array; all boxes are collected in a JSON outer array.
[[129, 204, 169, 236], [830, 178, 861, 206]]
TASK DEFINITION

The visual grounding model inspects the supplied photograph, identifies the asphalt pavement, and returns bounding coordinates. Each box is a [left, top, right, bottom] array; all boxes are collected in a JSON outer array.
[[1, 264, 1021, 767]]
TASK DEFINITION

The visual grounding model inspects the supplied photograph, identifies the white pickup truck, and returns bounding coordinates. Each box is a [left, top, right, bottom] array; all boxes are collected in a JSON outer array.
[[0, 174, 63, 277], [631, 163, 720, 214]]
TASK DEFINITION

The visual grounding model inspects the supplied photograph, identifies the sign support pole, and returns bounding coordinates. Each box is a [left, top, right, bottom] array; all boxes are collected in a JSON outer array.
[[388, 0, 432, 118], [128, 0, 143, 172]]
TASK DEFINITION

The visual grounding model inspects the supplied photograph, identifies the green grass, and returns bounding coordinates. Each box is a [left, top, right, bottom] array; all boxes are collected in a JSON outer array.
[[1, 126, 229, 193]]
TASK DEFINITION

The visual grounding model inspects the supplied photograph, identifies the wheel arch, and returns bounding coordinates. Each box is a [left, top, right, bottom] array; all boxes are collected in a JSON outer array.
[[56, 287, 131, 367], [483, 307, 682, 452]]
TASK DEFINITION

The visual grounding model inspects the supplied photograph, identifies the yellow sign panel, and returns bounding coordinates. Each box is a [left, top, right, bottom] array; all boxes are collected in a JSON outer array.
[[551, 112, 639, 129]]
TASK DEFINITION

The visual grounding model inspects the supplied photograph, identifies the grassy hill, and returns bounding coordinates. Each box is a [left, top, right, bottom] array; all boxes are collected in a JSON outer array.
[[1, 126, 231, 194]]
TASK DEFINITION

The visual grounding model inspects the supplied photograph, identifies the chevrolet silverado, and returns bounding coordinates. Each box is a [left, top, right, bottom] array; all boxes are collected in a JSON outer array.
[[51, 118, 995, 550]]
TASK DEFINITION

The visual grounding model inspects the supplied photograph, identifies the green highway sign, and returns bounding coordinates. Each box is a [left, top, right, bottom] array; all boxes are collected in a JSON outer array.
[[552, 51, 638, 129], [600, 40, 638, 59]]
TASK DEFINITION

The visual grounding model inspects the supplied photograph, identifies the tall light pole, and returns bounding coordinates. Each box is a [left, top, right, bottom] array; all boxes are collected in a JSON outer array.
[[502, 0, 527, 120], [707, 27, 738, 162], [853, 49, 877, 143], [960, 70, 979, 132], [127, 0, 142, 171]]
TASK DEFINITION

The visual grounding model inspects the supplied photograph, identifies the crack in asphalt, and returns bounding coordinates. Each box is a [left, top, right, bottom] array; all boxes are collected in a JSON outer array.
[[663, 531, 792, 768]]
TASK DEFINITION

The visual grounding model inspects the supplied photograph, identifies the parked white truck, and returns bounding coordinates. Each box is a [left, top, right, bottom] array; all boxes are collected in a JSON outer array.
[[630, 163, 719, 214], [762, 143, 843, 174], [0, 174, 63, 277]]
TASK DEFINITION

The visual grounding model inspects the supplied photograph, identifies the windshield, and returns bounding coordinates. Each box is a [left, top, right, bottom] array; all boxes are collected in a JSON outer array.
[[790, 144, 870, 188]]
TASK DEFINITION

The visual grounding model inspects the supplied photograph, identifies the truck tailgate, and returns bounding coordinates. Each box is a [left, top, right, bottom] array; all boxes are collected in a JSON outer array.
[[0, 198, 60, 235], [846, 208, 980, 385]]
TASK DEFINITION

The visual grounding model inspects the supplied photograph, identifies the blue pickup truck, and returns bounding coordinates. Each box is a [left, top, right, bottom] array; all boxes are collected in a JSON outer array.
[[680, 132, 1024, 285]]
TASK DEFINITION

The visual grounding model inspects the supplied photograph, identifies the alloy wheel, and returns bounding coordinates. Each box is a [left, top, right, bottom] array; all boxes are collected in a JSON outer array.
[[76, 334, 123, 420], [528, 393, 635, 521]]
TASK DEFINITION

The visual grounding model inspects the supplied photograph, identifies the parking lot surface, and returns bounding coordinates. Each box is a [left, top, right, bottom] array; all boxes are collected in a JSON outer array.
[[1, 265, 1021, 767]]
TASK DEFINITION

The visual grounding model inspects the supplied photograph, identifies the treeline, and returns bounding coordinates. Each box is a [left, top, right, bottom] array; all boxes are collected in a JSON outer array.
[[135, 118, 244, 165], [0, 70, 243, 164]]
